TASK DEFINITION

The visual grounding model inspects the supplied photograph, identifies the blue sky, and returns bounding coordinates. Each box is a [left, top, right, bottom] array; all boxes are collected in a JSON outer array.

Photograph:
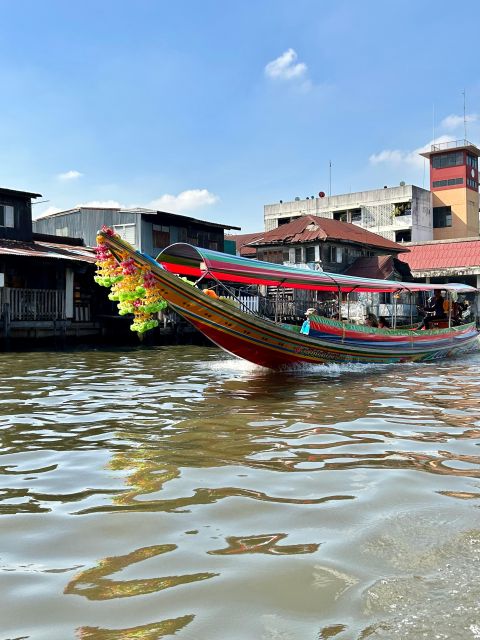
[[2, 0, 480, 232]]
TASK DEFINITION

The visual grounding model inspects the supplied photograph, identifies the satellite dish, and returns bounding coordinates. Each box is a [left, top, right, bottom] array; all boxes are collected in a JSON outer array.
[[400, 180, 406, 186], [319, 191, 326, 198], [294, 196, 300, 201]]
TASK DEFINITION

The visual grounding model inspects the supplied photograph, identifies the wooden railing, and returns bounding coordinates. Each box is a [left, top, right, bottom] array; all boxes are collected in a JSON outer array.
[[0, 288, 65, 321]]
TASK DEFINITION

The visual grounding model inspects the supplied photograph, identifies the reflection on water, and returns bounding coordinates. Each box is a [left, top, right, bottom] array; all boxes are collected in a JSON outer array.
[[77, 614, 195, 640], [0, 346, 479, 639]]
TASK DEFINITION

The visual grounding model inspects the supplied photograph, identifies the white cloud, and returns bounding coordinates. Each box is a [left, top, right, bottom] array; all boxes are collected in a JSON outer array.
[[265, 49, 308, 81], [441, 113, 478, 130], [34, 188, 219, 220], [34, 205, 62, 219], [57, 170, 83, 181], [75, 199, 122, 209], [369, 149, 405, 165], [369, 135, 454, 169], [147, 189, 219, 213]]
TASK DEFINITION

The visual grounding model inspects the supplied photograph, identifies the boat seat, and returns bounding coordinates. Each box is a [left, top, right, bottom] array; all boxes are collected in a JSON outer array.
[[429, 320, 449, 329]]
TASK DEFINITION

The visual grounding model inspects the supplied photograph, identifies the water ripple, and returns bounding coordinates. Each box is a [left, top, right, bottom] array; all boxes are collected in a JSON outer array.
[[1, 346, 479, 639]]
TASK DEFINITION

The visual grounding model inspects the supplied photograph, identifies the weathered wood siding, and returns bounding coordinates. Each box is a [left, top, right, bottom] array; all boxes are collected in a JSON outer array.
[[0, 193, 33, 242]]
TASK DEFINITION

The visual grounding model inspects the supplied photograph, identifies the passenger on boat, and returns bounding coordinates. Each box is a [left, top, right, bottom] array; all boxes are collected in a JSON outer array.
[[365, 313, 379, 328], [417, 289, 447, 329], [300, 308, 317, 335], [378, 316, 390, 329]]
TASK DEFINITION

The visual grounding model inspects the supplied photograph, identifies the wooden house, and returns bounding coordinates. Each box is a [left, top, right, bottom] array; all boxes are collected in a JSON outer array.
[[0, 187, 102, 344]]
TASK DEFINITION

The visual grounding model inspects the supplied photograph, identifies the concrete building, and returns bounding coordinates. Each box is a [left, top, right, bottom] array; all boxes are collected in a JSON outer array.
[[420, 139, 479, 240], [264, 138, 480, 244], [265, 184, 432, 244]]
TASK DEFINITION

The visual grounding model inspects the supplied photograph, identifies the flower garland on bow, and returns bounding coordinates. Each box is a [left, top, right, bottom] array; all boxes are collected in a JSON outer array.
[[94, 226, 167, 334]]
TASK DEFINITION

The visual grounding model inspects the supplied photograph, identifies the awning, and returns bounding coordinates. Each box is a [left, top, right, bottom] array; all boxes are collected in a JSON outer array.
[[156, 243, 478, 294]]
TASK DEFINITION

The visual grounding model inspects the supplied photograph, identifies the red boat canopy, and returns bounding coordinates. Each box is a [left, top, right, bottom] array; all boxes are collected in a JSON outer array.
[[157, 243, 478, 294]]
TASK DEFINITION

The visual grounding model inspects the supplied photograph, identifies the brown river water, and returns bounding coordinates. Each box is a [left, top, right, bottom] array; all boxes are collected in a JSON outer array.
[[0, 345, 479, 640]]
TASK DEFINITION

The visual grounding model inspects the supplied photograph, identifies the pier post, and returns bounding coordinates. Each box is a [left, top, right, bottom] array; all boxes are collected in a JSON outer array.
[[2, 302, 11, 350]]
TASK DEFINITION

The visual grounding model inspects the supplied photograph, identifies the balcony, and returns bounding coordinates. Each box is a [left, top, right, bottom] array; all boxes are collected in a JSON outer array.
[[431, 139, 474, 152], [0, 288, 65, 321]]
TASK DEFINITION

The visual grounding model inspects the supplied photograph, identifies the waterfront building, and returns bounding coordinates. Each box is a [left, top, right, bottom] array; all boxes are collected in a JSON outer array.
[[33, 206, 240, 255], [398, 237, 480, 290], [264, 139, 480, 244], [225, 231, 265, 257], [419, 139, 479, 240], [264, 184, 432, 244], [227, 216, 412, 321], [0, 187, 103, 343], [249, 214, 408, 273]]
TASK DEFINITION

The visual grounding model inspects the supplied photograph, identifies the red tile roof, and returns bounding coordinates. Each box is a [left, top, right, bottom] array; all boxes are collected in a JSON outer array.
[[251, 215, 408, 253], [225, 232, 264, 257], [398, 238, 480, 271], [345, 255, 395, 279]]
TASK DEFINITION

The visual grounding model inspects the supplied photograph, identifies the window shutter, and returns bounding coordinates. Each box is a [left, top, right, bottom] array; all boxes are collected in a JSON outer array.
[[5, 206, 14, 227], [113, 224, 137, 246]]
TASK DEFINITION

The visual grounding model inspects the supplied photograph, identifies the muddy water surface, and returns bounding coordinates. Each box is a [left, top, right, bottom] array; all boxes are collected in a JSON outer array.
[[0, 346, 479, 639]]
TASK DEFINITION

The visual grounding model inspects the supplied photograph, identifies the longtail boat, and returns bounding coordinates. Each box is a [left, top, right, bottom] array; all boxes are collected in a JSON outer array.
[[97, 232, 480, 369]]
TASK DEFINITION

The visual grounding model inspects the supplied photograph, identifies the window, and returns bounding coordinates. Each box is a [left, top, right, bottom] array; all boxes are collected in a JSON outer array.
[[350, 209, 362, 222], [294, 247, 302, 263], [467, 154, 478, 169], [432, 177, 463, 188], [177, 227, 188, 242], [0, 204, 14, 228], [467, 178, 478, 189], [113, 223, 137, 246], [261, 249, 283, 263], [395, 229, 411, 242], [305, 246, 316, 262], [393, 202, 412, 216], [152, 224, 170, 248], [55, 227, 69, 237], [433, 206, 452, 228], [333, 210, 348, 222], [327, 246, 343, 263], [432, 151, 464, 168], [187, 231, 198, 245]]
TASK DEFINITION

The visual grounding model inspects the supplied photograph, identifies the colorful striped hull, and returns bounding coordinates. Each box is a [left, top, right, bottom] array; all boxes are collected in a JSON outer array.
[[103, 237, 480, 369]]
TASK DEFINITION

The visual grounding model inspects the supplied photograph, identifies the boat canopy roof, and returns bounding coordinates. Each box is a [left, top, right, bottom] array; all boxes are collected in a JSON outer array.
[[157, 243, 478, 294]]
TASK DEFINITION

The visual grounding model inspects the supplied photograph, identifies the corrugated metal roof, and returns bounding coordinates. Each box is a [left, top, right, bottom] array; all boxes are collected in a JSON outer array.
[[345, 255, 395, 279], [251, 215, 409, 253], [225, 231, 264, 256], [34, 206, 241, 230], [398, 238, 480, 271], [0, 239, 96, 263], [0, 187, 42, 198]]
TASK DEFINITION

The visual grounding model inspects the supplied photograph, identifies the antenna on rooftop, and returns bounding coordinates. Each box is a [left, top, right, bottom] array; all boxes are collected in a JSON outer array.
[[329, 160, 332, 196], [462, 88, 467, 139], [432, 103, 435, 146]]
